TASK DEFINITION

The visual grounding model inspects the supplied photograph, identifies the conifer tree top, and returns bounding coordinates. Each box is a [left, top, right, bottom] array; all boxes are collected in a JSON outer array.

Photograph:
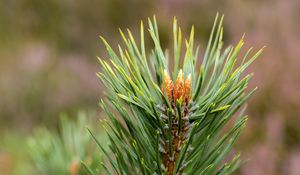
[[87, 14, 264, 175]]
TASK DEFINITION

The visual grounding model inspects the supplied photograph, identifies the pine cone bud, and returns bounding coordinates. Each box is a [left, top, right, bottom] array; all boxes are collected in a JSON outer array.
[[68, 160, 80, 175], [184, 74, 191, 102], [174, 69, 184, 101], [161, 69, 173, 101]]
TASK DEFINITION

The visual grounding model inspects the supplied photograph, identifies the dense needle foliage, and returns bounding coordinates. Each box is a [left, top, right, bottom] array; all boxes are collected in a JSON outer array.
[[86, 14, 263, 175], [28, 112, 104, 175]]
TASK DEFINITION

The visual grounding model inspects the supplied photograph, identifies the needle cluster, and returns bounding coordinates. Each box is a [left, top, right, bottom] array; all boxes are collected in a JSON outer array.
[[88, 14, 264, 175]]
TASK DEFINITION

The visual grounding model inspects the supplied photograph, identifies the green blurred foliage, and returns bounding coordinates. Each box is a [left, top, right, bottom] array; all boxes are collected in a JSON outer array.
[[28, 111, 106, 175], [0, 111, 107, 175]]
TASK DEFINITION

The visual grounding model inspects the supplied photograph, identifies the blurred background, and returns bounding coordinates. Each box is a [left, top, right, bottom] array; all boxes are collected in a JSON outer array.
[[0, 0, 300, 174]]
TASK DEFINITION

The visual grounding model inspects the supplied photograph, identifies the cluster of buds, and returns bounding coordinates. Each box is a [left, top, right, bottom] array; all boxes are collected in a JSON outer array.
[[160, 69, 192, 174], [161, 69, 191, 104]]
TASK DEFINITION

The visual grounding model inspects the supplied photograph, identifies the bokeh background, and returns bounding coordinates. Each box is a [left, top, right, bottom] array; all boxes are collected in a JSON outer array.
[[1, 0, 300, 174]]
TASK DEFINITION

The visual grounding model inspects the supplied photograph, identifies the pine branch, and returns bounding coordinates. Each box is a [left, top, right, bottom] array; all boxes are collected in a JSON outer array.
[[95, 14, 264, 175], [27, 111, 105, 175]]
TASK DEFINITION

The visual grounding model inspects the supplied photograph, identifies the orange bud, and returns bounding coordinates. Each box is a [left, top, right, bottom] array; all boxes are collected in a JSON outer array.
[[69, 160, 80, 175], [184, 74, 191, 102], [161, 69, 173, 100], [174, 69, 184, 101]]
